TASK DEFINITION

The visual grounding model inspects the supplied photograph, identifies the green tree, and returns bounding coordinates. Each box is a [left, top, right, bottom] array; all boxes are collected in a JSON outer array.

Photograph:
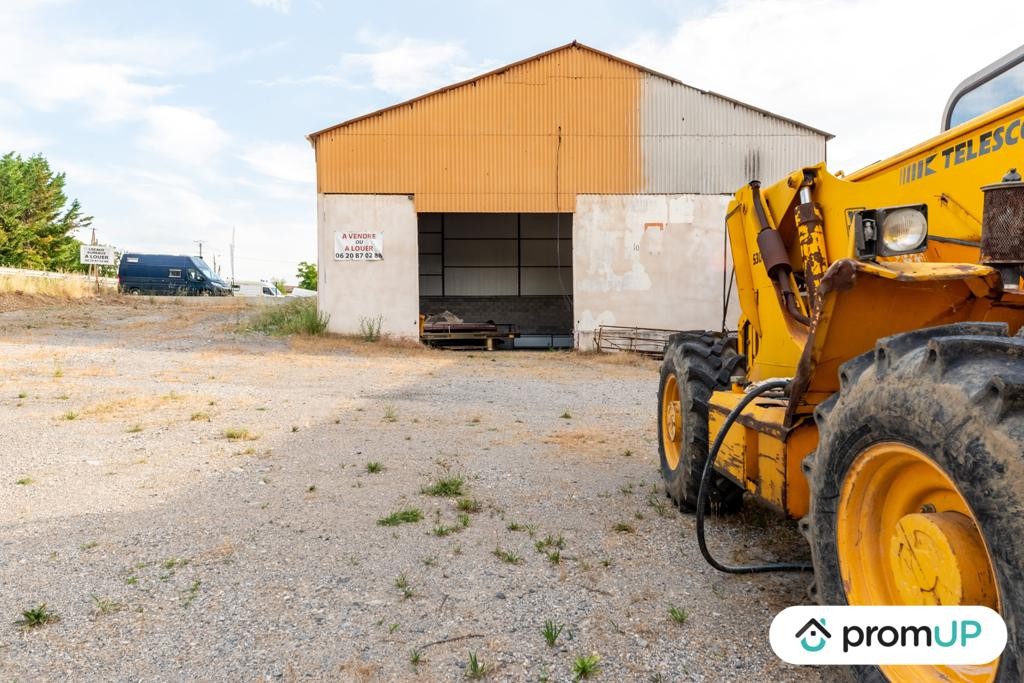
[[296, 260, 317, 290], [0, 152, 93, 270]]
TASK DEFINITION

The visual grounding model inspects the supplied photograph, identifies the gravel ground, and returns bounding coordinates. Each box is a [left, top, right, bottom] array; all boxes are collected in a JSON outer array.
[[0, 297, 824, 682]]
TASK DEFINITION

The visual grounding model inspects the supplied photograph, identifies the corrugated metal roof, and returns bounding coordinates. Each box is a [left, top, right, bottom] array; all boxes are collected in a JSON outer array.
[[308, 41, 832, 141]]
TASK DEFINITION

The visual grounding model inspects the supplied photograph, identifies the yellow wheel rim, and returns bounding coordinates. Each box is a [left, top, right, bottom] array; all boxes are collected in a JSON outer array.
[[837, 442, 1001, 683], [661, 373, 682, 470]]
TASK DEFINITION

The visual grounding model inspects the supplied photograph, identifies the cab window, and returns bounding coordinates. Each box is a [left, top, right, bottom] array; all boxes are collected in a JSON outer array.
[[945, 47, 1024, 130]]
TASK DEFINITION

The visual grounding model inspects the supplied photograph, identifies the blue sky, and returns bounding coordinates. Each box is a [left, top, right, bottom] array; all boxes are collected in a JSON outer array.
[[2, 0, 1021, 282]]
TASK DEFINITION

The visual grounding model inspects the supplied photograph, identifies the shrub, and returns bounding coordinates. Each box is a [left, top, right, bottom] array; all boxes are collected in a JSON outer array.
[[246, 298, 328, 336], [359, 315, 383, 342]]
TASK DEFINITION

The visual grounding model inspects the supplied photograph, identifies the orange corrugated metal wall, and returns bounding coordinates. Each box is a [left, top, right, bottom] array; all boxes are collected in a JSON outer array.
[[314, 45, 643, 213]]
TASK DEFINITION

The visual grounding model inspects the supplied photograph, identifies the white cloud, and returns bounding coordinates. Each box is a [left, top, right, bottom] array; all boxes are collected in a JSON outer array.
[[138, 106, 230, 166], [618, 0, 1024, 172], [259, 32, 495, 97], [250, 0, 291, 13], [239, 142, 315, 184]]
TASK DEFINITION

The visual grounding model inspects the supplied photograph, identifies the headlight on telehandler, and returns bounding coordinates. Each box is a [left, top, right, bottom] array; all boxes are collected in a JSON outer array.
[[853, 204, 928, 260]]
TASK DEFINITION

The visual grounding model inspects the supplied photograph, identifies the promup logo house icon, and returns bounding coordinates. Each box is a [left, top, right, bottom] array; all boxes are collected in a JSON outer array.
[[796, 618, 831, 653]]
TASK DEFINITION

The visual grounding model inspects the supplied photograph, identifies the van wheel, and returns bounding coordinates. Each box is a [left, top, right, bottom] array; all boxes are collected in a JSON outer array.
[[200, 289, 211, 297], [128, 288, 141, 295]]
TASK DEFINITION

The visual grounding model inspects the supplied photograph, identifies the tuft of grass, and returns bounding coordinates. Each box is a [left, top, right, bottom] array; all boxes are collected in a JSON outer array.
[[79, 541, 99, 551], [182, 579, 202, 607], [542, 619, 563, 647], [359, 315, 384, 342], [91, 595, 122, 615], [224, 428, 257, 441], [410, 648, 423, 666], [456, 497, 481, 513], [377, 508, 423, 527], [493, 546, 523, 565], [572, 654, 601, 680], [190, 412, 210, 422], [17, 391, 27, 399], [16, 604, 59, 629], [466, 651, 489, 680], [546, 550, 561, 565], [507, 521, 524, 532], [246, 298, 328, 336], [669, 606, 688, 624], [388, 622, 400, 633], [394, 574, 414, 600], [15, 477, 34, 486], [647, 496, 669, 517], [621, 449, 633, 457], [559, 410, 572, 419], [422, 476, 464, 497], [291, 425, 299, 433], [60, 411, 78, 421], [613, 522, 635, 534], [162, 557, 189, 570], [365, 461, 383, 474], [534, 534, 565, 553], [383, 405, 398, 423], [53, 367, 64, 378]]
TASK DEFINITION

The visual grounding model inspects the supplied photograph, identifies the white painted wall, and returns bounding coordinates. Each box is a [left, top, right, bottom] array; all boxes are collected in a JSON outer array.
[[318, 194, 419, 339], [573, 194, 739, 348]]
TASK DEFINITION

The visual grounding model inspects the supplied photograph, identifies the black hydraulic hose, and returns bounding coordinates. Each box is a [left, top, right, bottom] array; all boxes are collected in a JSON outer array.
[[695, 379, 814, 574]]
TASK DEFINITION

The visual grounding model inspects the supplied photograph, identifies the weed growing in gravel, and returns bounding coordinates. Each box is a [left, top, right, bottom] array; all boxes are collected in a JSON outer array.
[[669, 606, 689, 624], [53, 367, 64, 378], [246, 298, 329, 336], [162, 557, 190, 571], [546, 550, 561, 565], [191, 412, 210, 422], [359, 315, 383, 342], [572, 654, 601, 680], [307, 485, 316, 493], [17, 604, 59, 628], [79, 541, 99, 551], [410, 648, 423, 666], [456, 497, 481, 513], [394, 574, 414, 600], [182, 580, 202, 607], [224, 428, 257, 441], [422, 555, 437, 567], [60, 411, 78, 421], [559, 410, 572, 419], [493, 547, 523, 565], [542, 619, 563, 647], [377, 508, 423, 526], [621, 449, 633, 457], [125, 575, 138, 586], [383, 405, 398, 423], [17, 391, 26, 399], [466, 651, 489, 679], [15, 477, 33, 486], [647, 496, 669, 517], [91, 595, 122, 615], [126, 424, 143, 433], [534, 534, 565, 553], [366, 462, 383, 474], [613, 522, 635, 533], [619, 482, 635, 495], [389, 622, 400, 633], [506, 521, 524, 531], [291, 425, 299, 432], [421, 476, 464, 497]]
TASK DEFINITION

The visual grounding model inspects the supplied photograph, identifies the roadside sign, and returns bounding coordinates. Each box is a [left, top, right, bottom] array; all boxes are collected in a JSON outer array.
[[80, 244, 116, 266], [334, 231, 383, 261]]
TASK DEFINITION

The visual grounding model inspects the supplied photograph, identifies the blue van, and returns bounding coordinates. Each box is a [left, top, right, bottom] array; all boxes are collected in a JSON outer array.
[[118, 253, 232, 296]]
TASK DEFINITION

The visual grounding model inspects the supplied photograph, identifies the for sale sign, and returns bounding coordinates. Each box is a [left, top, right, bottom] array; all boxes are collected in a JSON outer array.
[[79, 244, 116, 266], [334, 231, 383, 261]]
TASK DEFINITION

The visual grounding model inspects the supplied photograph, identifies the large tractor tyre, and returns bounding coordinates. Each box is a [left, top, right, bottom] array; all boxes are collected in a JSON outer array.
[[658, 332, 745, 513], [805, 322, 1024, 683]]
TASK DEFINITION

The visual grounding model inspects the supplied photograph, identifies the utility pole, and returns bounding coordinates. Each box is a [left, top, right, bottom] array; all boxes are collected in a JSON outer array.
[[193, 240, 207, 259], [90, 227, 99, 290], [230, 226, 236, 285]]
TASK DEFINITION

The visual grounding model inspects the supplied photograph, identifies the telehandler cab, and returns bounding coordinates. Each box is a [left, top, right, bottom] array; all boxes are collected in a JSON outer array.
[[658, 45, 1024, 681]]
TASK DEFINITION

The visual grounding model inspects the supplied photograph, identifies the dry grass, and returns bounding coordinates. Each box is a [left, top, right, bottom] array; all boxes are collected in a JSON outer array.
[[0, 274, 99, 299], [287, 333, 436, 357]]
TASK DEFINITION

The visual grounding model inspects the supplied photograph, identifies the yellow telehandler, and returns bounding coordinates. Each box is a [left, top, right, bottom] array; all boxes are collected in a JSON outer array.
[[658, 45, 1024, 681]]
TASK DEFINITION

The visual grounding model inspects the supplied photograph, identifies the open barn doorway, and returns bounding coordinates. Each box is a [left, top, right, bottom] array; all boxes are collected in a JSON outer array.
[[418, 213, 573, 349]]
